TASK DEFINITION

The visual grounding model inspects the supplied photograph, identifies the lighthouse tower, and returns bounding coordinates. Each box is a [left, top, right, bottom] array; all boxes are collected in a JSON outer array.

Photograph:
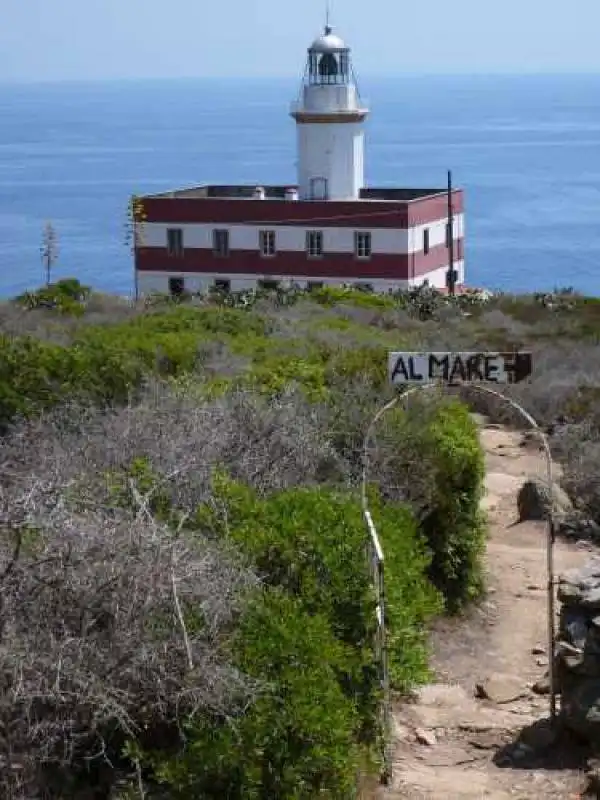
[[290, 24, 369, 201]]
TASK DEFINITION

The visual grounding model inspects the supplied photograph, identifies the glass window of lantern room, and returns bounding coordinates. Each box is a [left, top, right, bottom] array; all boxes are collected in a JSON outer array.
[[318, 52, 339, 85], [339, 51, 349, 79], [309, 52, 319, 83]]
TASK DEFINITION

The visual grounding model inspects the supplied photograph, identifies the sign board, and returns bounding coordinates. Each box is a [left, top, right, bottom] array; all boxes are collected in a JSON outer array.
[[388, 351, 533, 386]]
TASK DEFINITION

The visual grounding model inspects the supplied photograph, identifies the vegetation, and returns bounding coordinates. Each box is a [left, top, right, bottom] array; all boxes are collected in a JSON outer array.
[[40, 221, 59, 287], [2, 279, 599, 798]]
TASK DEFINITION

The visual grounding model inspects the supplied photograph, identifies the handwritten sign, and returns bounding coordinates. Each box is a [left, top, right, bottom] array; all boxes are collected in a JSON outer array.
[[388, 352, 532, 385]]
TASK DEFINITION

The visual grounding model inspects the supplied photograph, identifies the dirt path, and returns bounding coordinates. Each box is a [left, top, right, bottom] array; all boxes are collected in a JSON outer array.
[[380, 417, 592, 799]]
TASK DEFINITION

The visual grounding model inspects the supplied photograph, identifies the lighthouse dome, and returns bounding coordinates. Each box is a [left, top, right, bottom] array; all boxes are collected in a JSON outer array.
[[310, 26, 347, 53]]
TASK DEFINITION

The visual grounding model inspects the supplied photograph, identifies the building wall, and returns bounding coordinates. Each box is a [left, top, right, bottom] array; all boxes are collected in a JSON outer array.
[[139, 214, 464, 255], [136, 239, 463, 279], [300, 83, 361, 113], [141, 192, 464, 227], [136, 192, 466, 296], [137, 260, 465, 296], [296, 122, 365, 200]]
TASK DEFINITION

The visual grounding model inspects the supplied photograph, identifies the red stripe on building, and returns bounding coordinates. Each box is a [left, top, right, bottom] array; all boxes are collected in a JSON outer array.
[[141, 191, 464, 229], [409, 192, 465, 227], [136, 240, 463, 280]]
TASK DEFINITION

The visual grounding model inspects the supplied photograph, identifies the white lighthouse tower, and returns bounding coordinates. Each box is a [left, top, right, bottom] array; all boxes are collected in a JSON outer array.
[[290, 23, 369, 201]]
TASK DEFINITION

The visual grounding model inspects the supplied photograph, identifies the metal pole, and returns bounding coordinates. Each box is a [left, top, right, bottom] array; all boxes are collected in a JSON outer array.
[[447, 170, 456, 296]]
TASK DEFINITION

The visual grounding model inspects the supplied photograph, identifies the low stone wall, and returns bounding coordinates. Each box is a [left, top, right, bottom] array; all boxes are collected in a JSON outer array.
[[557, 558, 600, 740]]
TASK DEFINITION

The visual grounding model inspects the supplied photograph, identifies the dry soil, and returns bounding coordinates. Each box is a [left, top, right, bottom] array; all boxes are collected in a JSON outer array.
[[377, 416, 592, 799]]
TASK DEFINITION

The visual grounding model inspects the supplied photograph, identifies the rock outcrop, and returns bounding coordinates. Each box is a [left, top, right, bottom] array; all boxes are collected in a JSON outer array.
[[557, 558, 600, 740], [517, 478, 572, 522]]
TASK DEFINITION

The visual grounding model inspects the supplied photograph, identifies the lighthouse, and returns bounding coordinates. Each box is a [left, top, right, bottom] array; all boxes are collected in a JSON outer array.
[[133, 18, 466, 298], [291, 25, 369, 201]]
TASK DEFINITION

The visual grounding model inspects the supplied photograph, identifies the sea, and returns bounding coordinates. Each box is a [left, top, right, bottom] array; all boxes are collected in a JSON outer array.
[[1, 73, 599, 299]]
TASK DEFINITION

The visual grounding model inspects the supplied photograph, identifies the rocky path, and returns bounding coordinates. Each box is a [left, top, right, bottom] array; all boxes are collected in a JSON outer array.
[[378, 418, 592, 799]]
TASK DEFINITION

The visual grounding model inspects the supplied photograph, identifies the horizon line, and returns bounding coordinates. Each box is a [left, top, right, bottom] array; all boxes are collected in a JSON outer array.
[[2, 70, 600, 87]]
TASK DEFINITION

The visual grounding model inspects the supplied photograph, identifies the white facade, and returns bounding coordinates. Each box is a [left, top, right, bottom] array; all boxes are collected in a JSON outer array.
[[137, 262, 465, 297], [140, 215, 465, 255], [296, 122, 365, 202], [291, 26, 368, 201]]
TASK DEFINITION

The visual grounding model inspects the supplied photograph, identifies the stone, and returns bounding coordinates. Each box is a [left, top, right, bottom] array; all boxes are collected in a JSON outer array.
[[475, 675, 526, 704], [558, 581, 600, 610], [531, 676, 551, 695], [562, 678, 600, 740], [532, 645, 545, 655], [556, 511, 600, 542], [519, 719, 558, 751], [517, 478, 572, 522], [415, 728, 437, 746]]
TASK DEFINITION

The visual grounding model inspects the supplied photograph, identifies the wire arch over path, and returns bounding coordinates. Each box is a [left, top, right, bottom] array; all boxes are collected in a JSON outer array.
[[361, 383, 557, 784]]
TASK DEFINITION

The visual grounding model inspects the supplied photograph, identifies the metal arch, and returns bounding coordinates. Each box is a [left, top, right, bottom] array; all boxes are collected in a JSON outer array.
[[361, 383, 558, 756]]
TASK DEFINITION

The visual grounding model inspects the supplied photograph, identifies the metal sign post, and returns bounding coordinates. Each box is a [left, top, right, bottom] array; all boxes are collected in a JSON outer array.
[[362, 350, 556, 784]]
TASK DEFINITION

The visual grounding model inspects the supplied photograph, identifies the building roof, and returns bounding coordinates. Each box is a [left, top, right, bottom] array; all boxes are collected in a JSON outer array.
[[143, 185, 452, 203], [310, 26, 347, 53]]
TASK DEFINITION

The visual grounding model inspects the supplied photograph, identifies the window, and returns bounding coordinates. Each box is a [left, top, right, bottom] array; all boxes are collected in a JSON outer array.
[[168, 277, 185, 297], [213, 229, 229, 257], [306, 230, 323, 258], [214, 279, 231, 293], [167, 228, 184, 257], [259, 230, 276, 257], [354, 232, 372, 260], [353, 282, 374, 293], [423, 228, 430, 255], [307, 281, 324, 291]]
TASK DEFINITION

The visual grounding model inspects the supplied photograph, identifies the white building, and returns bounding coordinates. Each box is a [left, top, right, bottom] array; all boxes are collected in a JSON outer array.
[[134, 21, 465, 297]]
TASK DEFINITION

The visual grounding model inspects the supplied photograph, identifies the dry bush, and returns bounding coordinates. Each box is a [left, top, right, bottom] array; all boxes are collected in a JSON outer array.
[[0, 303, 72, 342], [0, 410, 261, 796], [0, 381, 363, 796], [77, 292, 141, 327], [325, 375, 445, 519], [552, 423, 600, 520], [3, 380, 346, 516]]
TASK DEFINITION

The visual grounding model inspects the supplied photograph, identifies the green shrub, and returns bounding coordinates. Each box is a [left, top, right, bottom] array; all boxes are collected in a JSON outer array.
[[196, 476, 439, 696], [325, 345, 389, 390], [245, 355, 328, 400], [16, 278, 91, 315], [310, 286, 396, 310], [0, 304, 272, 430], [419, 400, 486, 611], [144, 589, 361, 800], [367, 496, 443, 688]]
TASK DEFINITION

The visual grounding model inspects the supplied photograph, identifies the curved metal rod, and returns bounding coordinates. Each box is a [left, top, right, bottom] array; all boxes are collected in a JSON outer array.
[[361, 383, 557, 724]]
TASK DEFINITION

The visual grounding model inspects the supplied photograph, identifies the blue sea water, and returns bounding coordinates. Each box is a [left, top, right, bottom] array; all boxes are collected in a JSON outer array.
[[0, 74, 599, 298]]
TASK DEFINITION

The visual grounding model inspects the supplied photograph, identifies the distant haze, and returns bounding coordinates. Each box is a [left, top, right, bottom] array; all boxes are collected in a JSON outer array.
[[2, 0, 600, 82]]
